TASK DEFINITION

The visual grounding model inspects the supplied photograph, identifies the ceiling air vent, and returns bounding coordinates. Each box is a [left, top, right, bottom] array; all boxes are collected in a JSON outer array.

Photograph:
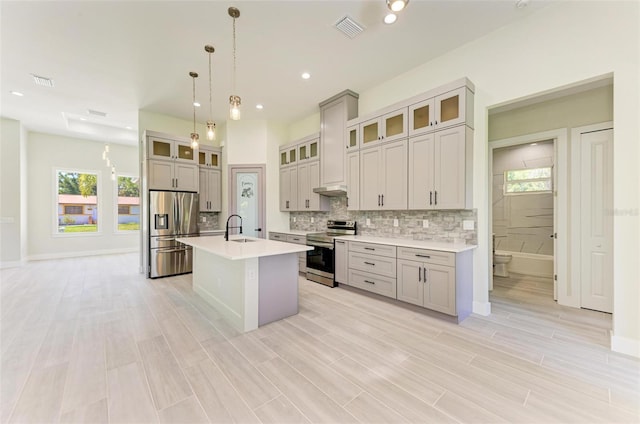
[[31, 74, 54, 88], [87, 109, 107, 117], [334, 15, 365, 39]]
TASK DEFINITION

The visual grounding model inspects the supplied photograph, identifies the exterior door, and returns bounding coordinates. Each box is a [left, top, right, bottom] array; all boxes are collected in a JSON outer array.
[[229, 165, 266, 239], [580, 129, 613, 313]]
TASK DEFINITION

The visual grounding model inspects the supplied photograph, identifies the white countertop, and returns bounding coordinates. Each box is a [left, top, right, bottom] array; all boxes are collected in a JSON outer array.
[[334, 235, 476, 253], [177, 235, 312, 260], [268, 229, 316, 236]]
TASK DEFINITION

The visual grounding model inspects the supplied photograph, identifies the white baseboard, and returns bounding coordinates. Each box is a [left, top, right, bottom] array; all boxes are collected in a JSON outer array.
[[473, 300, 491, 316], [0, 260, 25, 269], [27, 247, 139, 261], [611, 332, 640, 358]]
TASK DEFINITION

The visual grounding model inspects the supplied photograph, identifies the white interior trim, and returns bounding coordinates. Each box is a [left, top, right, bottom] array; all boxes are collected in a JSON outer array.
[[488, 129, 568, 305], [27, 247, 139, 261]]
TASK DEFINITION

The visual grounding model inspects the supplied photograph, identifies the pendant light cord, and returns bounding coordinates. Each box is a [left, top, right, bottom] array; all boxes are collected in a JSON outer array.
[[208, 52, 213, 121], [192, 76, 196, 133], [232, 16, 237, 94]]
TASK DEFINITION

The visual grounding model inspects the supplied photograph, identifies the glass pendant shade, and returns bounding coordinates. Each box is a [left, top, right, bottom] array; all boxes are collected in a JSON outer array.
[[229, 95, 241, 121], [190, 132, 199, 149], [206, 121, 216, 141]]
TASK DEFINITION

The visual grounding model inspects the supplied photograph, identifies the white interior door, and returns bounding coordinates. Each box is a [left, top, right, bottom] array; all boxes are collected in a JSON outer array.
[[580, 129, 613, 313], [229, 165, 266, 239]]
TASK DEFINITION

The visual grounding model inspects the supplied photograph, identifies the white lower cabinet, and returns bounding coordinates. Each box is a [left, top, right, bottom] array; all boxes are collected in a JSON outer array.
[[344, 240, 473, 321], [334, 239, 348, 284]]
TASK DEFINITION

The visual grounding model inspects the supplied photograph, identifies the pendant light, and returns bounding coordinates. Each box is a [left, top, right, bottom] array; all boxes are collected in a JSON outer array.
[[204, 45, 216, 141], [189, 71, 200, 148], [228, 7, 241, 121], [386, 0, 409, 12]]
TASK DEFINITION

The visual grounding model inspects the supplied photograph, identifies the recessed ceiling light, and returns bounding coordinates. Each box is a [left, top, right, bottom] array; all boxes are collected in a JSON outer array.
[[125, 126, 133, 130], [301, 72, 311, 80], [531, 142, 537, 146], [387, 0, 408, 12], [384, 13, 397, 24], [193, 102, 201, 107], [516, 0, 529, 8], [256, 104, 264, 110], [79, 117, 87, 121], [10, 91, 24, 96]]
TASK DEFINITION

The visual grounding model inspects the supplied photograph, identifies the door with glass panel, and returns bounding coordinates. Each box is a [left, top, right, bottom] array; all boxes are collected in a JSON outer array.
[[229, 165, 266, 238]]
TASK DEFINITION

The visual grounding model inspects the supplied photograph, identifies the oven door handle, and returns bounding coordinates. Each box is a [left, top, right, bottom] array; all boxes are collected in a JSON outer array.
[[306, 242, 334, 250]]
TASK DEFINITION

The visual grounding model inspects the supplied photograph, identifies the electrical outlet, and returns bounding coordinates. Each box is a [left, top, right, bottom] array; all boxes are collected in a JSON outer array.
[[422, 219, 429, 228], [311, 217, 314, 223], [366, 218, 371, 226], [293, 217, 296, 223], [201, 217, 206, 223], [393, 219, 399, 227], [463, 220, 475, 230]]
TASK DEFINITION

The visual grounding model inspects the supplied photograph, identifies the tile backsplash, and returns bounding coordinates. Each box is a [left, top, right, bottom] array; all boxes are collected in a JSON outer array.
[[290, 197, 477, 245], [198, 212, 219, 231]]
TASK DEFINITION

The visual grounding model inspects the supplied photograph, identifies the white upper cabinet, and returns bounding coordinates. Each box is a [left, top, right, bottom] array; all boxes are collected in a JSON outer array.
[[198, 145, 220, 168], [279, 144, 297, 168], [360, 139, 408, 210], [199, 168, 221, 212], [360, 108, 408, 148], [298, 137, 319, 162], [408, 125, 472, 210], [147, 136, 196, 164], [346, 125, 359, 151], [409, 86, 473, 136], [346, 150, 359, 211], [279, 166, 298, 211]]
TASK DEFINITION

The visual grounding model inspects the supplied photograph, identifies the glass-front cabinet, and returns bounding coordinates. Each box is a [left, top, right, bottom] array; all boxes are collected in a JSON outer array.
[[279, 145, 297, 167], [346, 125, 359, 150], [360, 108, 407, 148], [198, 146, 220, 168], [409, 86, 468, 136], [298, 137, 319, 162], [148, 137, 196, 163]]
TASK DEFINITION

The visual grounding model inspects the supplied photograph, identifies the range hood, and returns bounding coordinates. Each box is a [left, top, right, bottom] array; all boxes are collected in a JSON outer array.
[[313, 185, 347, 197]]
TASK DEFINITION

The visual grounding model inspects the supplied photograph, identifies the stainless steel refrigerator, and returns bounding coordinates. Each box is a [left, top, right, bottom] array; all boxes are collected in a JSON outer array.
[[148, 191, 199, 278]]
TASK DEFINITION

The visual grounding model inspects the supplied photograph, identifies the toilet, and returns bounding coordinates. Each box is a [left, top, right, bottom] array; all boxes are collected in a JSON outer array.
[[492, 234, 512, 277], [493, 253, 512, 277]]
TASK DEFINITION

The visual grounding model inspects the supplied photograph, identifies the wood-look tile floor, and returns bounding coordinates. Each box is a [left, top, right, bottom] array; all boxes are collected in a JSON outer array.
[[1, 254, 639, 423]]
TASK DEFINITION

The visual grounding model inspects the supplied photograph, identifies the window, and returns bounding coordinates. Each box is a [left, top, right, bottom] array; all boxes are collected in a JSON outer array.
[[504, 167, 552, 194], [57, 170, 99, 233], [117, 175, 140, 231]]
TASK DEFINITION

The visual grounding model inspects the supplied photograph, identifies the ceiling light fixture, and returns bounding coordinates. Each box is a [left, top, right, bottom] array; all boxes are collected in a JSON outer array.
[[204, 45, 216, 141], [228, 7, 241, 121], [515, 0, 529, 9], [193, 102, 201, 107], [384, 13, 397, 24], [189, 71, 200, 149], [256, 104, 264, 110], [10, 91, 24, 96], [301, 72, 311, 80], [386, 0, 408, 12]]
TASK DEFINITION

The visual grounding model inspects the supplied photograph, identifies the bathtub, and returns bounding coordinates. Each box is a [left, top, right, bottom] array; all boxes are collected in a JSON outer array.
[[496, 250, 554, 278]]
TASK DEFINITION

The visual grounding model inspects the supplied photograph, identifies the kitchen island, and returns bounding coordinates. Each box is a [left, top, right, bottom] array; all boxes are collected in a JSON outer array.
[[176, 235, 312, 333]]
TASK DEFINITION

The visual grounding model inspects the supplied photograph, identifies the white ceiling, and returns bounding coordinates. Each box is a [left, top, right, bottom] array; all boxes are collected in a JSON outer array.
[[1, 0, 553, 146]]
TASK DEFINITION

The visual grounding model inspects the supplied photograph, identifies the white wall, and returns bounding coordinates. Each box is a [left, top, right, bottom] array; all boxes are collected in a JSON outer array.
[[0, 118, 24, 266], [27, 132, 139, 259], [288, 2, 640, 355]]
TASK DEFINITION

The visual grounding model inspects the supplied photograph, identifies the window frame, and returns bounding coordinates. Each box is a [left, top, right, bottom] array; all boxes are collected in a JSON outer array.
[[503, 166, 553, 196], [53, 168, 102, 237], [114, 173, 141, 234]]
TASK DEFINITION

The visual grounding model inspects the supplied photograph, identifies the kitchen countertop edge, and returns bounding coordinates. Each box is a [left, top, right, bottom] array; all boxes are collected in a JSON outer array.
[[334, 235, 477, 253], [177, 235, 312, 260]]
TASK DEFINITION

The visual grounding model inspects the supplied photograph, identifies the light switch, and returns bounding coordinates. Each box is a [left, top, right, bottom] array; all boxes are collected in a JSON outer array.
[[366, 218, 371, 226], [393, 219, 399, 227], [422, 219, 429, 228], [463, 220, 475, 230]]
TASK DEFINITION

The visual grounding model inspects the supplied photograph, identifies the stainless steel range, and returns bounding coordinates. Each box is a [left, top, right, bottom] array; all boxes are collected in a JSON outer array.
[[306, 220, 356, 287]]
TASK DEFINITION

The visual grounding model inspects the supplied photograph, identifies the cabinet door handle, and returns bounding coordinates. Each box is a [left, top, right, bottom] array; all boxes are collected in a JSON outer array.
[[381, 194, 384, 207], [418, 267, 422, 282], [364, 261, 375, 266], [429, 191, 433, 205], [434, 191, 437, 205], [423, 267, 427, 282], [415, 254, 431, 259], [435, 120, 438, 125], [346, 197, 349, 207], [364, 280, 375, 285], [364, 247, 375, 251], [378, 195, 381, 206]]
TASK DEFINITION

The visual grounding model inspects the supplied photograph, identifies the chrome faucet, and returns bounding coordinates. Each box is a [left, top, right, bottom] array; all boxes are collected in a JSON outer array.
[[224, 214, 243, 241]]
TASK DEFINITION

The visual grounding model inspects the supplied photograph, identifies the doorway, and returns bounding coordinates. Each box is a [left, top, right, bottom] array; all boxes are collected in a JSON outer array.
[[228, 165, 266, 239], [489, 132, 564, 300]]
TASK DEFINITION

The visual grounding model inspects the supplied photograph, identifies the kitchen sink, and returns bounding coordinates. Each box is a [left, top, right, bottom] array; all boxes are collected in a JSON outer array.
[[230, 238, 256, 243]]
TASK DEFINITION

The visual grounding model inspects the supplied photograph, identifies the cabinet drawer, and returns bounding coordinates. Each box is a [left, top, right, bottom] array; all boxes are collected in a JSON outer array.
[[348, 251, 396, 278], [397, 247, 455, 267], [286, 234, 306, 245], [348, 269, 396, 299], [269, 232, 286, 241], [349, 242, 396, 258]]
